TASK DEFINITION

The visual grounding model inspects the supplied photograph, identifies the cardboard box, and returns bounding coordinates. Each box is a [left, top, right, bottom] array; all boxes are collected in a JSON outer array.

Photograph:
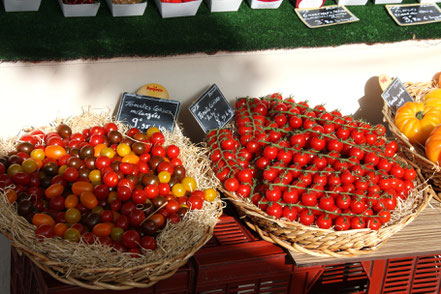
[[3, 0, 41, 12], [247, 0, 283, 9], [106, 0, 147, 16], [335, 0, 367, 5], [205, 0, 242, 12], [58, 0, 100, 17], [154, 0, 202, 18]]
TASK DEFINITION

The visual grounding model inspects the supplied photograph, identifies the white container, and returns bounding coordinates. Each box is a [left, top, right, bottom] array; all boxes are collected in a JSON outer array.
[[205, 0, 242, 12], [154, 0, 202, 18], [335, 0, 367, 5], [374, 0, 401, 4], [247, 0, 282, 9], [3, 0, 41, 11], [418, 0, 440, 3], [58, 0, 100, 17], [106, 0, 147, 16]]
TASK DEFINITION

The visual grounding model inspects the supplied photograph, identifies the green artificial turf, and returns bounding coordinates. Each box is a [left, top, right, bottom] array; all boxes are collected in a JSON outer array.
[[0, 0, 439, 61]]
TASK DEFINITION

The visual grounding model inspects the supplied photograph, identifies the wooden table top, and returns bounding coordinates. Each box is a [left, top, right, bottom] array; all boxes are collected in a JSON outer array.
[[290, 200, 441, 267]]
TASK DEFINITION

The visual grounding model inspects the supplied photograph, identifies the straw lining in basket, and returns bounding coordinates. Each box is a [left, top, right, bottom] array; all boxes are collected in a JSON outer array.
[[0, 111, 222, 290]]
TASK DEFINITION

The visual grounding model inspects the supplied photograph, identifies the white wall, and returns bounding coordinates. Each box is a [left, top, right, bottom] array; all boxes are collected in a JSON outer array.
[[0, 39, 441, 292]]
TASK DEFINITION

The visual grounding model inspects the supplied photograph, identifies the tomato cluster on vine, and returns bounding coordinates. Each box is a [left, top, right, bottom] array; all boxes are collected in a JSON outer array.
[[207, 94, 418, 231], [0, 123, 217, 255]]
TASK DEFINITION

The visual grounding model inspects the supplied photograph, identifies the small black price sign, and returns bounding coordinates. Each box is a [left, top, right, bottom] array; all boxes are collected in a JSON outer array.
[[189, 84, 234, 133], [386, 3, 441, 26], [295, 5, 359, 29], [381, 78, 414, 112], [116, 92, 180, 132]]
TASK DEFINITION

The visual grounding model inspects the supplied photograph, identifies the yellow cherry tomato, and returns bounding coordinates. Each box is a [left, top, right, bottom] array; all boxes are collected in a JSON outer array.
[[88, 169, 101, 184], [181, 177, 197, 192], [116, 143, 131, 157], [172, 183, 186, 197], [30, 149, 45, 161], [204, 188, 217, 202], [101, 147, 116, 159], [7, 164, 23, 177], [21, 158, 38, 173], [158, 171, 171, 183]]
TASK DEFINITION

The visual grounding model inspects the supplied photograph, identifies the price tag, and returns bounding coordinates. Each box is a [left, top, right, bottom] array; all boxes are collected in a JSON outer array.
[[116, 92, 180, 132], [381, 78, 414, 112], [295, 5, 359, 29], [386, 3, 441, 26], [189, 84, 234, 133]]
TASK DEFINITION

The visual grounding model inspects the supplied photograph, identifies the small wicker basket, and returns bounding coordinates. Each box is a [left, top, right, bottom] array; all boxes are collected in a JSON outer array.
[[0, 112, 222, 290], [382, 79, 441, 202], [224, 159, 434, 257]]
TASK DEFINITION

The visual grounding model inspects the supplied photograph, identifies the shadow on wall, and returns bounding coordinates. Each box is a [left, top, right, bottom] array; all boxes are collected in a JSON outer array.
[[353, 76, 385, 130]]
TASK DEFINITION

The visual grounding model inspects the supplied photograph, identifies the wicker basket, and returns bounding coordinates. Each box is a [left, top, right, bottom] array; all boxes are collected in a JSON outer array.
[[0, 113, 222, 290], [382, 79, 441, 202], [223, 159, 434, 257]]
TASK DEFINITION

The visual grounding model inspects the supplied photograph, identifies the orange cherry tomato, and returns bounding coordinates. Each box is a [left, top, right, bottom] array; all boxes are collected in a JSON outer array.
[[94, 144, 107, 158], [65, 194, 79, 209], [44, 183, 64, 199], [32, 213, 55, 228], [92, 223, 112, 237], [5, 189, 17, 203], [80, 191, 98, 210], [54, 223, 68, 237], [72, 181, 93, 196], [45, 145, 67, 160], [122, 154, 140, 164]]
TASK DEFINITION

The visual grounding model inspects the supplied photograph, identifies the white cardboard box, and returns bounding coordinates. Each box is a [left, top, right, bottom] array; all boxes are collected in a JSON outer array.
[[205, 0, 242, 12], [154, 0, 202, 18], [374, 0, 401, 4], [3, 0, 41, 12], [106, 0, 147, 16], [58, 0, 100, 17], [418, 0, 441, 3], [247, 0, 282, 9], [335, 0, 367, 5]]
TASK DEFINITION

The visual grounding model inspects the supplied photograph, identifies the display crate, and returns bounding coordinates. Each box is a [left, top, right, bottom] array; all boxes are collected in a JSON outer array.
[[10, 247, 194, 294], [2, 0, 41, 12]]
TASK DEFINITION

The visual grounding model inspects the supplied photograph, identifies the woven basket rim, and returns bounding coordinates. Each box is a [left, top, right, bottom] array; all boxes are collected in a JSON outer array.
[[0, 112, 223, 290]]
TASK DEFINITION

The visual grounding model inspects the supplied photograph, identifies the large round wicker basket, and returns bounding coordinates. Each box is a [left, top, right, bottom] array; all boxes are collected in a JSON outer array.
[[224, 158, 434, 257], [0, 113, 222, 290], [382, 79, 441, 202]]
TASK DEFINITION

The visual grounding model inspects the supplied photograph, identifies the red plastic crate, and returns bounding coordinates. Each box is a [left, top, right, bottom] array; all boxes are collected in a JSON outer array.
[[370, 255, 441, 294], [10, 247, 193, 294]]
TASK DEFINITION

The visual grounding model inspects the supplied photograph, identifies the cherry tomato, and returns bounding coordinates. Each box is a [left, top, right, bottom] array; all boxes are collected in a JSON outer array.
[[121, 230, 141, 249]]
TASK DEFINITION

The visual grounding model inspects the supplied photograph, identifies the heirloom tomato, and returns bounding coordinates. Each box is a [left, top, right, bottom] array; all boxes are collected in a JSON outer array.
[[394, 101, 441, 145], [425, 124, 441, 164]]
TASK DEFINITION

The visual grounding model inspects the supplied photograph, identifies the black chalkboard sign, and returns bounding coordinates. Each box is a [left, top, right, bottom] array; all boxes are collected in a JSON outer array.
[[381, 78, 414, 112], [295, 5, 359, 28], [116, 92, 180, 132], [189, 84, 235, 133], [386, 4, 441, 26]]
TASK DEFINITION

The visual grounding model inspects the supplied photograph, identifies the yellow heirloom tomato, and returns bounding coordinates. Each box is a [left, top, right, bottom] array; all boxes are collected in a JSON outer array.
[[394, 101, 441, 146]]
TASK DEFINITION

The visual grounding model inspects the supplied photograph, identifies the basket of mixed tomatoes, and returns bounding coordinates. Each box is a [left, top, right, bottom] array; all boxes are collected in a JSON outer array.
[[382, 76, 441, 201], [207, 93, 434, 257], [0, 112, 222, 289]]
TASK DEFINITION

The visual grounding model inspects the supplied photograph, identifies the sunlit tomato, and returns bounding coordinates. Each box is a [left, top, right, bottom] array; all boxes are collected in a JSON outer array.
[[102, 171, 119, 187], [203, 188, 217, 202], [122, 154, 140, 165], [166, 145, 180, 159], [45, 145, 66, 160], [150, 132, 165, 145], [187, 194, 204, 210], [146, 127, 160, 139]]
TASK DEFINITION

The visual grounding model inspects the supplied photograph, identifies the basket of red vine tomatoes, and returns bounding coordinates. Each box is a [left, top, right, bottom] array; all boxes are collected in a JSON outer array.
[[207, 94, 434, 257], [383, 77, 441, 202], [0, 112, 222, 289]]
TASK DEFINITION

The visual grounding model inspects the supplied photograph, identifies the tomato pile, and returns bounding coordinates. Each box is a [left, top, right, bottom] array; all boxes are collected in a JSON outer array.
[[207, 94, 418, 231], [0, 123, 217, 255]]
